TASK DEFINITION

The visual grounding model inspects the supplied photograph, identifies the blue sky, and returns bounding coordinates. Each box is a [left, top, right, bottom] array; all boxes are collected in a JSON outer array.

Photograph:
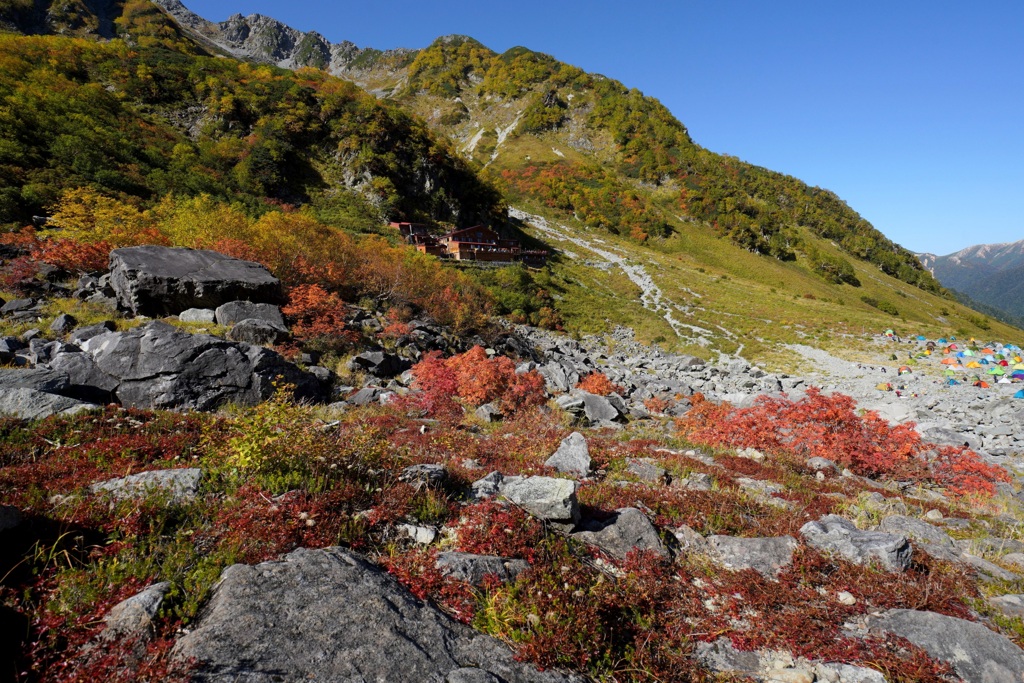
[[185, 1, 1023, 255]]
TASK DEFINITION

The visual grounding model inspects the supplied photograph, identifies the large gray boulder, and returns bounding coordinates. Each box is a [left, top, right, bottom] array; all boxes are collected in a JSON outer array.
[[800, 515, 912, 571], [707, 535, 797, 578], [498, 476, 580, 529], [171, 547, 575, 682], [867, 609, 1024, 683], [44, 351, 120, 404], [545, 432, 591, 477], [109, 246, 282, 317], [572, 508, 667, 560], [79, 321, 321, 410]]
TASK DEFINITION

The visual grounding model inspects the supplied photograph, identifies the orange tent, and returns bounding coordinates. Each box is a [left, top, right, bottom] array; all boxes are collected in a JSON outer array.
[[974, 380, 991, 388], [941, 358, 959, 365]]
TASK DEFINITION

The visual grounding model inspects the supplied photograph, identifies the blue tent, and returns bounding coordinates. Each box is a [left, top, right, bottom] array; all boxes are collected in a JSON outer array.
[[938, 338, 948, 344], [1015, 389, 1024, 399], [916, 335, 926, 341]]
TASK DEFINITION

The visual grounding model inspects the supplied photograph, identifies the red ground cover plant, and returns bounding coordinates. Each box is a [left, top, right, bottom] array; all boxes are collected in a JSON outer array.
[[0, 408, 212, 509], [380, 548, 478, 624], [676, 388, 1009, 495], [453, 500, 546, 563], [408, 347, 547, 418], [575, 371, 625, 397]]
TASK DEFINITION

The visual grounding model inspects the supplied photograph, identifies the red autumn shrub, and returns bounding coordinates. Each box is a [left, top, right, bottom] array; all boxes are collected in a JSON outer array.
[[676, 388, 1010, 495], [32, 237, 113, 272], [575, 371, 624, 396], [642, 396, 671, 415], [410, 346, 547, 417], [0, 255, 40, 291]]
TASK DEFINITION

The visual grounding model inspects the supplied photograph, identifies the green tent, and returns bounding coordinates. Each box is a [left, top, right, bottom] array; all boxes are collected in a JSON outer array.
[[987, 366, 1005, 376]]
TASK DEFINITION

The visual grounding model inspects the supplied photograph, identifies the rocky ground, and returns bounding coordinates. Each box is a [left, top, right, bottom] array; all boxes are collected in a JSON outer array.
[[2, 244, 1024, 683]]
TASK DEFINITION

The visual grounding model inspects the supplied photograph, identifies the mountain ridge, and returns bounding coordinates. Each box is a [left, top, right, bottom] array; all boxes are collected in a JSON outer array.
[[918, 239, 1024, 323]]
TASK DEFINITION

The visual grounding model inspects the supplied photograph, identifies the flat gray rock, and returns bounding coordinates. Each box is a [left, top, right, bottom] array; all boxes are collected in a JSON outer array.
[[102, 582, 170, 639], [400, 463, 448, 487], [800, 515, 912, 571], [989, 594, 1024, 617], [867, 608, 1024, 683], [498, 476, 580, 529], [545, 432, 591, 477], [90, 468, 202, 502], [707, 535, 797, 578], [625, 458, 667, 483], [435, 552, 529, 585], [171, 547, 575, 682], [0, 387, 96, 421], [214, 301, 284, 327], [109, 246, 282, 317], [178, 308, 216, 323], [226, 319, 289, 346], [878, 515, 954, 548], [572, 507, 667, 560]]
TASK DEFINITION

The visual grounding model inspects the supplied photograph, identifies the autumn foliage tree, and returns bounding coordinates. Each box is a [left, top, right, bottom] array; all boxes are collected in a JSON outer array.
[[676, 388, 1009, 496]]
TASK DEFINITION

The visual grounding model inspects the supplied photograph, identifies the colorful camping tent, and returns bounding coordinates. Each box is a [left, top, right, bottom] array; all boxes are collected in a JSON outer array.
[[987, 367, 1005, 376], [974, 381, 991, 388], [941, 358, 960, 365], [916, 335, 926, 341], [898, 366, 912, 375], [1015, 389, 1024, 399], [967, 361, 982, 369]]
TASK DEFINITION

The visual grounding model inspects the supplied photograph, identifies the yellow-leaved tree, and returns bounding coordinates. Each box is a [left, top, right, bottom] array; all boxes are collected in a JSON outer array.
[[46, 187, 158, 247]]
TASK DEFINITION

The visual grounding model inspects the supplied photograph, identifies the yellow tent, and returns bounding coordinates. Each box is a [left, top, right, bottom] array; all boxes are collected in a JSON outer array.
[[967, 361, 982, 369]]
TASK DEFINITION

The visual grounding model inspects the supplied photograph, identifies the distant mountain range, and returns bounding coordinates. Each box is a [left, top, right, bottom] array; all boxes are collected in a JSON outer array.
[[918, 240, 1024, 324]]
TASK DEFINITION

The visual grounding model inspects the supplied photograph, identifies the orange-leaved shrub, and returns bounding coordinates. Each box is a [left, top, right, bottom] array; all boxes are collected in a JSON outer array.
[[676, 388, 1009, 496], [281, 284, 356, 347], [575, 371, 625, 396], [409, 346, 546, 418]]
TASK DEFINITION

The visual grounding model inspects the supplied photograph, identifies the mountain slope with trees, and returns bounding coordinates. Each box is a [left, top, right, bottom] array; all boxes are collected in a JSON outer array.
[[150, 2, 943, 295], [1, 0, 1020, 360]]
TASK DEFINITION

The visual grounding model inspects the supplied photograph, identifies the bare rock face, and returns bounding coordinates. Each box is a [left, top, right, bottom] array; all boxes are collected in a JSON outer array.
[[707, 535, 797, 578], [108, 246, 282, 317], [800, 515, 912, 571], [171, 547, 576, 683], [867, 609, 1024, 683]]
